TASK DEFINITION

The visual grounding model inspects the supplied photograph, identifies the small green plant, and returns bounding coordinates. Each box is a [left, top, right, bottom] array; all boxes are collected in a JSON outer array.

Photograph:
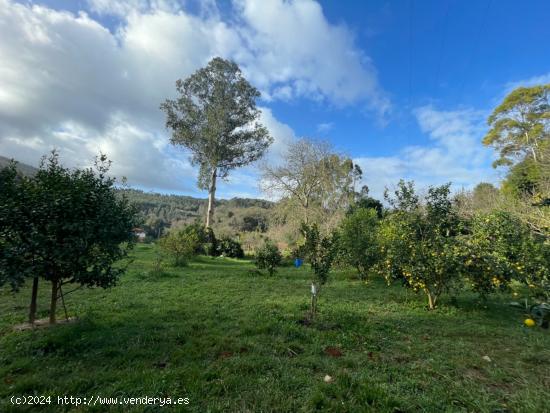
[[149, 250, 166, 277], [255, 241, 282, 276]]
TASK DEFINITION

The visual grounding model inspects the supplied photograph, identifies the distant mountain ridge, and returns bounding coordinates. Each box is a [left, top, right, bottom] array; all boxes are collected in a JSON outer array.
[[0, 155, 38, 177]]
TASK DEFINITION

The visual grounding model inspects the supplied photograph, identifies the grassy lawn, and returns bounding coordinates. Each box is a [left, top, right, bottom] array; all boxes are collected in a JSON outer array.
[[1, 243, 549, 412]]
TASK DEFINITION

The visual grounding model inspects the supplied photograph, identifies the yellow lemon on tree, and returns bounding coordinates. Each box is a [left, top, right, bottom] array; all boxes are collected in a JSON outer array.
[[524, 318, 536, 327]]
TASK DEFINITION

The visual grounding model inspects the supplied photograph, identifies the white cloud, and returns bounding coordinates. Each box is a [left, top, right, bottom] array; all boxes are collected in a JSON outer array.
[[355, 105, 498, 200], [316, 122, 334, 134], [258, 107, 297, 163], [233, 0, 390, 115], [87, 0, 181, 17], [0, 115, 196, 192], [505, 72, 550, 91], [0, 0, 387, 196]]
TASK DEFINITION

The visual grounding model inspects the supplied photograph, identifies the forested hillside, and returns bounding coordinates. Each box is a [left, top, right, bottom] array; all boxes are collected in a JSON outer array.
[[0, 156, 273, 241], [119, 188, 273, 239], [0, 156, 37, 177]]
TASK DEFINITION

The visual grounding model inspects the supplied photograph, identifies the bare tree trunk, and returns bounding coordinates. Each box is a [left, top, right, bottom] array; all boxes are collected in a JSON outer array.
[[206, 168, 217, 228], [28, 277, 39, 324], [525, 131, 538, 163], [49, 278, 59, 324], [310, 282, 319, 320], [426, 289, 437, 310]]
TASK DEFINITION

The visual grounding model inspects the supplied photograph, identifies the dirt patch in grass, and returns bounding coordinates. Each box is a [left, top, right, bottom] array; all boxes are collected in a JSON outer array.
[[13, 317, 78, 331], [218, 351, 233, 359], [324, 346, 343, 357], [462, 366, 488, 382]]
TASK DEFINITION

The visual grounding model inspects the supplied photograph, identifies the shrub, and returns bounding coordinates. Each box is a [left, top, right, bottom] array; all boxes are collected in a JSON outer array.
[[202, 226, 218, 256], [159, 228, 200, 266], [338, 208, 380, 280], [149, 249, 166, 277], [170, 223, 218, 256], [255, 241, 282, 275], [217, 237, 244, 258]]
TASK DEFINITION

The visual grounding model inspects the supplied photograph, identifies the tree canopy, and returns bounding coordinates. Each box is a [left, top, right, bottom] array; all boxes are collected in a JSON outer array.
[[0, 152, 139, 324], [261, 138, 361, 231], [483, 84, 549, 168], [161, 57, 272, 227]]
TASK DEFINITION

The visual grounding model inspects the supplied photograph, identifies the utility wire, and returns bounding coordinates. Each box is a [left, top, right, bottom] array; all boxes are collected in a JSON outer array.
[[455, 0, 493, 104], [406, 0, 414, 178], [433, 0, 452, 94]]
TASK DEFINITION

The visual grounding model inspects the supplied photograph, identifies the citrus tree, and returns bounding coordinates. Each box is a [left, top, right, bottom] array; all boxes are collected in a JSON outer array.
[[378, 181, 462, 309], [0, 162, 39, 322], [458, 211, 523, 297], [159, 228, 201, 266], [338, 207, 380, 280], [298, 223, 337, 317], [459, 211, 550, 299], [1, 152, 139, 324], [255, 241, 282, 276]]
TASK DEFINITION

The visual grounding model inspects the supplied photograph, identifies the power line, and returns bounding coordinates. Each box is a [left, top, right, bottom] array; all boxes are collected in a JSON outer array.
[[406, 0, 414, 177], [455, 0, 493, 104], [433, 0, 452, 93]]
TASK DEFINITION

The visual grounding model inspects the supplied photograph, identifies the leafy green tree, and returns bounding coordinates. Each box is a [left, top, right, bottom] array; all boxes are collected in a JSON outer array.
[[378, 181, 462, 309], [174, 223, 216, 255], [348, 185, 383, 218], [459, 211, 550, 299], [384, 179, 420, 212], [500, 158, 550, 237], [217, 237, 244, 258], [483, 84, 549, 168], [161, 57, 273, 228], [482, 85, 550, 236], [299, 223, 337, 318], [453, 182, 501, 220], [458, 212, 522, 297], [145, 215, 166, 239], [519, 238, 550, 300], [501, 158, 543, 199], [202, 226, 218, 256], [1, 152, 139, 324], [0, 162, 39, 323], [472, 182, 500, 207], [255, 241, 282, 276], [159, 228, 200, 266], [338, 207, 380, 280]]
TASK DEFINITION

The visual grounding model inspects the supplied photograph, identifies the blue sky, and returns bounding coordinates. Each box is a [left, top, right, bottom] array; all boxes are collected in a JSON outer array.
[[1, 0, 549, 199]]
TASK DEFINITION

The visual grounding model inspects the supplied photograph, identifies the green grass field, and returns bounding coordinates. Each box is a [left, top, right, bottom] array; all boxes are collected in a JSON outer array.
[[1, 243, 549, 412]]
